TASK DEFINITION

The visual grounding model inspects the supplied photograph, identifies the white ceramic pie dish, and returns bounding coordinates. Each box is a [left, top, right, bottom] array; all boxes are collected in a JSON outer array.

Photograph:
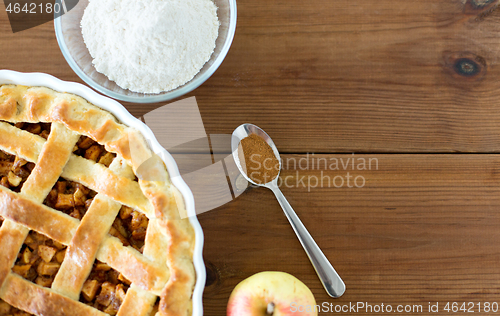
[[0, 70, 205, 316]]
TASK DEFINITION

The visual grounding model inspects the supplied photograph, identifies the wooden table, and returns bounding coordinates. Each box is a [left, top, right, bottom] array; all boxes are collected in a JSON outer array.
[[2, 0, 500, 314]]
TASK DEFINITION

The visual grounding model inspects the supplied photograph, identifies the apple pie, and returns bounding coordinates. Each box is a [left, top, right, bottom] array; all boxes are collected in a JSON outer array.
[[0, 85, 196, 316]]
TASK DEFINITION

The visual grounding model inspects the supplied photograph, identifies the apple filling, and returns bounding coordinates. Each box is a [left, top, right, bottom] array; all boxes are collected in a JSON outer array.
[[0, 149, 35, 193], [80, 260, 131, 314], [111, 206, 148, 254], [73, 135, 116, 167], [15, 122, 51, 139], [43, 179, 97, 220], [13, 231, 67, 287], [0, 299, 31, 316]]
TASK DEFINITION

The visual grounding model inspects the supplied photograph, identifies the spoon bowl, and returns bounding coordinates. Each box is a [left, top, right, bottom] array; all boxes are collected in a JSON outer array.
[[231, 124, 281, 187], [231, 123, 346, 298]]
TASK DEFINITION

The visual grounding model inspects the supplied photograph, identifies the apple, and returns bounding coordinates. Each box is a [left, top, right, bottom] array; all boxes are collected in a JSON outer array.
[[227, 271, 317, 316]]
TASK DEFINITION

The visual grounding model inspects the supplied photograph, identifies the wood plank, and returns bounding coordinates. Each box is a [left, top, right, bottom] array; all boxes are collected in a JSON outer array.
[[201, 154, 500, 315], [2, 1, 500, 152], [2, 1, 500, 315]]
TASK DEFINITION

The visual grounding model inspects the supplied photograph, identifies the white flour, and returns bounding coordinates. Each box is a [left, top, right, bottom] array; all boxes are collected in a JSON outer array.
[[81, 0, 219, 93]]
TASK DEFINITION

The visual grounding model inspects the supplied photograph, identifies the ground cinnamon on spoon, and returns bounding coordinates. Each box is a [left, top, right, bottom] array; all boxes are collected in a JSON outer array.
[[238, 134, 280, 184]]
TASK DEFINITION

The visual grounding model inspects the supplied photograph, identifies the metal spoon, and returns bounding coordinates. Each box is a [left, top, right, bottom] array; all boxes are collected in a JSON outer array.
[[231, 123, 346, 298]]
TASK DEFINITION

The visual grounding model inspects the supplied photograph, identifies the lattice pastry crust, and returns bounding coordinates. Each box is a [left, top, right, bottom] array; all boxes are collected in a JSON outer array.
[[0, 85, 195, 316]]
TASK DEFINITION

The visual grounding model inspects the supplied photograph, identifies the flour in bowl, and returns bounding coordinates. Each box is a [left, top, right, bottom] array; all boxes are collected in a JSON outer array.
[[81, 0, 219, 93]]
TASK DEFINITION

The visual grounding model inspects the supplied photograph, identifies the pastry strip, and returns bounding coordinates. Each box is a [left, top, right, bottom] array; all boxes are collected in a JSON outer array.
[[0, 273, 108, 316], [115, 219, 170, 315], [52, 157, 137, 300], [159, 219, 196, 316], [0, 186, 79, 244], [0, 123, 79, 295], [63, 156, 154, 217], [0, 123, 154, 217], [51, 193, 122, 300], [117, 285, 157, 316], [0, 121, 44, 161], [96, 237, 169, 293], [0, 221, 29, 289]]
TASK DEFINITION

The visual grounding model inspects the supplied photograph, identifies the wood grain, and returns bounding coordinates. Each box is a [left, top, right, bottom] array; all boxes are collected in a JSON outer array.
[[2, 1, 500, 315], [201, 154, 500, 315], [3, 1, 500, 152]]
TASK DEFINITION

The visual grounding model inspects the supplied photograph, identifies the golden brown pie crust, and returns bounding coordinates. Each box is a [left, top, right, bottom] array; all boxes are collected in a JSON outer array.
[[0, 85, 196, 316]]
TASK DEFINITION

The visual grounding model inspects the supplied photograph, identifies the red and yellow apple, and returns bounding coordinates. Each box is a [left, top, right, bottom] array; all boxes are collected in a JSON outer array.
[[227, 271, 317, 316]]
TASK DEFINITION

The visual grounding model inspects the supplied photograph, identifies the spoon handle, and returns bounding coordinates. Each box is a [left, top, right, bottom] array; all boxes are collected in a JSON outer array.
[[270, 186, 346, 298]]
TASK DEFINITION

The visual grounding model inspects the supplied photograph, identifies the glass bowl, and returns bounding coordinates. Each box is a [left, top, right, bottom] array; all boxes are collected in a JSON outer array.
[[54, 0, 236, 103]]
